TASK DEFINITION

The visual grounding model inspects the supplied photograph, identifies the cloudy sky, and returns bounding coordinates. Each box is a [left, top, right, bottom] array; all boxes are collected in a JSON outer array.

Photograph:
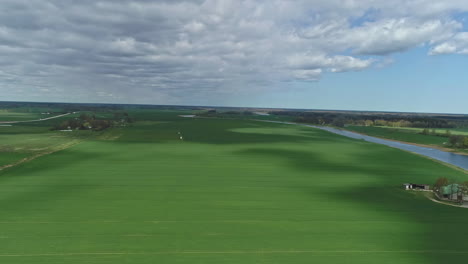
[[1, 0, 468, 113]]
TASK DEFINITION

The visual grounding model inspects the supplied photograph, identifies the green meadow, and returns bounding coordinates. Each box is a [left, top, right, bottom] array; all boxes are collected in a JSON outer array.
[[379, 126, 468, 136], [0, 107, 64, 122], [0, 112, 85, 168], [346, 125, 448, 146], [0, 110, 43, 122], [1, 111, 468, 263]]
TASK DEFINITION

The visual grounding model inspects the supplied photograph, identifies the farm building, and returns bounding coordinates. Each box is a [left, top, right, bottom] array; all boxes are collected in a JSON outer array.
[[403, 183, 430, 190], [442, 184, 459, 197], [441, 184, 466, 200]]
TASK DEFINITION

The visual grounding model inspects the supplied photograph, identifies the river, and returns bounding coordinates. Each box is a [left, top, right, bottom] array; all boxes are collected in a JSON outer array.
[[264, 121, 468, 171]]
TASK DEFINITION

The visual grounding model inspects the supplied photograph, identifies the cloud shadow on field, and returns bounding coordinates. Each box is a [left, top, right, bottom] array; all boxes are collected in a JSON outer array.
[[0, 147, 113, 218], [0, 146, 106, 182], [236, 146, 468, 264], [114, 119, 343, 145]]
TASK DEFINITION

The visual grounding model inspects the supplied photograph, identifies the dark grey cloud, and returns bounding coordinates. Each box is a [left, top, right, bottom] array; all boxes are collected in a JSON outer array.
[[0, 0, 468, 103]]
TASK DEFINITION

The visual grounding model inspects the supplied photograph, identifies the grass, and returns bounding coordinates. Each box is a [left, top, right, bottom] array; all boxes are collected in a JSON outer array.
[[0, 111, 468, 263], [0, 110, 44, 122], [0, 152, 30, 167], [195, 111, 295, 122], [345, 125, 447, 146], [0, 112, 94, 167], [379, 126, 468, 136]]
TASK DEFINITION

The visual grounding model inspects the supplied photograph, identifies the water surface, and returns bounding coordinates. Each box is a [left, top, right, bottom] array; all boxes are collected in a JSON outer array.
[[267, 121, 468, 170]]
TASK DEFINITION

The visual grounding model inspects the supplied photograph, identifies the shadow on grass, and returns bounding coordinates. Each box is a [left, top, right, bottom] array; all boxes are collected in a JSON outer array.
[[0, 147, 106, 181], [0, 148, 109, 216], [114, 118, 341, 145], [237, 146, 468, 263], [4, 117, 468, 263]]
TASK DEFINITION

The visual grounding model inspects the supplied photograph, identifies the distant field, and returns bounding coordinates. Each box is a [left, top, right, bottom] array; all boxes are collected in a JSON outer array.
[[0, 152, 29, 167], [0, 110, 44, 122], [379, 126, 468, 136], [346, 126, 447, 146], [196, 111, 295, 122], [0, 111, 89, 167], [1, 111, 467, 263]]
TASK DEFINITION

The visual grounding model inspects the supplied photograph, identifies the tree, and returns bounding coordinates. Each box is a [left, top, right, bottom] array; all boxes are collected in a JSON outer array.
[[400, 120, 412, 127], [455, 183, 467, 203], [364, 120, 374, 126], [462, 182, 468, 197], [433, 177, 449, 195], [374, 119, 387, 126], [331, 117, 345, 127], [449, 135, 464, 148], [464, 137, 468, 148], [79, 113, 90, 121], [445, 130, 451, 137]]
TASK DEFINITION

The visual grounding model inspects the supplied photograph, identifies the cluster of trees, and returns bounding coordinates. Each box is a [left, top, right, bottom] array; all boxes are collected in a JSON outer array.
[[361, 119, 413, 127], [448, 135, 468, 148], [222, 110, 253, 116], [112, 112, 134, 123], [270, 111, 461, 129], [420, 128, 451, 136], [418, 129, 468, 148], [198, 110, 254, 117], [198, 109, 218, 117], [52, 112, 133, 131], [355, 119, 455, 128]]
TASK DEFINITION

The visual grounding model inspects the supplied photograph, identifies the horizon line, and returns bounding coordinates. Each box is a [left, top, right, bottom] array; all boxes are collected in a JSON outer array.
[[0, 100, 467, 116]]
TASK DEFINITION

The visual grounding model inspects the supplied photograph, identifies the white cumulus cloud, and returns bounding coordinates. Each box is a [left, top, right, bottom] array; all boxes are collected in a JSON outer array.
[[430, 32, 468, 55], [0, 0, 467, 103]]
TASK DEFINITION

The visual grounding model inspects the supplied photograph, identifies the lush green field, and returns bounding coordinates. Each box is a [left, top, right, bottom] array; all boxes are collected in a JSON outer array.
[[1, 112, 468, 263], [195, 111, 295, 122], [0, 106, 70, 122], [0, 110, 44, 122], [379, 126, 468, 136], [346, 126, 447, 146], [0, 112, 92, 167]]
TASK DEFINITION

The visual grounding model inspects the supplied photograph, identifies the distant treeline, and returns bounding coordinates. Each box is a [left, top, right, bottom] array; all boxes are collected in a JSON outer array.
[[269, 111, 468, 148], [198, 109, 253, 117], [270, 111, 467, 128], [52, 112, 133, 131], [0, 101, 207, 113]]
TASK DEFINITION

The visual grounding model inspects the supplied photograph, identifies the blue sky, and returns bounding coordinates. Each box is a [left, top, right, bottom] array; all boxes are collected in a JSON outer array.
[[1, 1, 468, 114], [243, 48, 468, 114]]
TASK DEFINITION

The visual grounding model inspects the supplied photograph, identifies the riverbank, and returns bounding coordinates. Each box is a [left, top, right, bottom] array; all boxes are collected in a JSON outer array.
[[254, 119, 468, 171], [343, 125, 468, 156], [340, 127, 468, 156]]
